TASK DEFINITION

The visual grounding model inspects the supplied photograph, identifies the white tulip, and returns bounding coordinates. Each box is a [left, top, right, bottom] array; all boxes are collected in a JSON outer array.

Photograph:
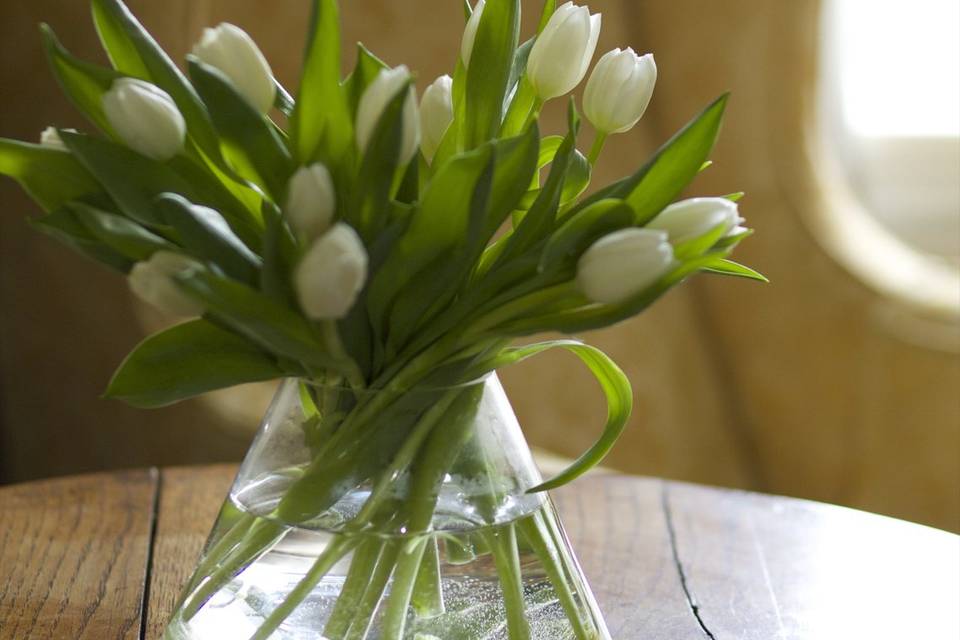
[[102, 78, 186, 161], [356, 66, 421, 167], [527, 2, 602, 101], [419, 75, 454, 162], [40, 127, 69, 151], [576, 228, 674, 304], [286, 164, 336, 241], [584, 49, 657, 135], [128, 251, 204, 317], [647, 198, 744, 244], [193, 23, 276, 114], [461, 0, 486, 68], [295, 223, 369, 320]]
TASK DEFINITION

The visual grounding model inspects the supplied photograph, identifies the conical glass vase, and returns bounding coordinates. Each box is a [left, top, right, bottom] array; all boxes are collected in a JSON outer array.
[[164, 375, 610, 640]]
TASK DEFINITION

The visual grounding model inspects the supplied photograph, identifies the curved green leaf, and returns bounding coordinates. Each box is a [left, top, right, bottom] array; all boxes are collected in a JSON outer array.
[[188, 57, 295, 199], [569, 94, 729, 226], [40, 24, 121, 135], [175, 268, 333, 371], [31, 208, 132, 273], [105, 319, 286, 408], [0, 138, 101, 212], [156, 193, 261, 285], [69, 202, 174, 260], [465, 340, 633, 492]]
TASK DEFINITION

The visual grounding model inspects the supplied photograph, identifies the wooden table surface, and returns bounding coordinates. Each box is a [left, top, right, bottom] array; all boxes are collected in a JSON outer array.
[[0, 466, 957, 640]]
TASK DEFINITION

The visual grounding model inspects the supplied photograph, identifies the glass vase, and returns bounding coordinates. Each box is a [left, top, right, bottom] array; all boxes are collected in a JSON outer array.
[[164, 375, 610, 640]]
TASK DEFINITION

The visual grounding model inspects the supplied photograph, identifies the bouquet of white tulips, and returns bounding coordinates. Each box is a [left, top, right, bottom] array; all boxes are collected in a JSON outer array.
[[0, 0, 764, 638]]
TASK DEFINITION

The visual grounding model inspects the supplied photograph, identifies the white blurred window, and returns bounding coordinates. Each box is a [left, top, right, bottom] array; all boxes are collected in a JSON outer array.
[[820, 0, 960, 263]]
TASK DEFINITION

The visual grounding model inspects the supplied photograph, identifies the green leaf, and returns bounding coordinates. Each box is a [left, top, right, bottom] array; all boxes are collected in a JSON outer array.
[[350, 85, 412, 240], [673, 221, 731, 261], [571, 94, 729, 225], [40, 24, 122, 135], [0, 138, 101, 212], [536, 136, 564, 170], [343, 44, 389, 117], [497, 102, 579, 264], [560, 149, 590, 206], [259, 202, 298, 305], [366, 144, 495, 338], [175, 268, 333, 370], [465, 340, 633, 492], [464, 0, 520, 148], [188, 57, 295, 199], [536, 0, 558, 32], [31, 208, 133, 272], [539, 198, 634, 273], [105, 319, 285, 408], [292, 0, 352, 165], [156, 193, 261, 285], [60, 132, 262, 249], [504, 251, 731, 335], [90, 0, 224, 164], [69, 202, 174, 260], [702, 258, 769, 282], [59, 132, 191, 227]]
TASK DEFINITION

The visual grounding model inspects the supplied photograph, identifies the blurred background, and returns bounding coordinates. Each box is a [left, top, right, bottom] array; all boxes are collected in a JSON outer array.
[[1, 0, 957, 532]]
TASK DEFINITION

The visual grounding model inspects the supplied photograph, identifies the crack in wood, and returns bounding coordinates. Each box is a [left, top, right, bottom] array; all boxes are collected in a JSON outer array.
[[139, 468, 162, 640], [661, 482, 717, 640]]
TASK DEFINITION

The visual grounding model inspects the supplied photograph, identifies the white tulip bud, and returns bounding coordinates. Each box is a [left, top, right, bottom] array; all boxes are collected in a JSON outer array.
[[647, 198, 744, 244], [128, 251, 205, 317], [461, 0, 486, 68], [102, 78, 186, 161], [576, 228, 674, 304], [193, 23, 276, 114], [419, 75, 454, 162], [584, 49, 657, 135], [40, 127, 69, 151], [356, 66, 421, 167], [295, 223, 369, 320], [527, 2, 602, 101], [286, 164, 336, 241]]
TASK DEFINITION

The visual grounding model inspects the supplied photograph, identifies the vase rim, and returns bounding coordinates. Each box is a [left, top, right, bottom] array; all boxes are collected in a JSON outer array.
[[294, 371, 497, 395]]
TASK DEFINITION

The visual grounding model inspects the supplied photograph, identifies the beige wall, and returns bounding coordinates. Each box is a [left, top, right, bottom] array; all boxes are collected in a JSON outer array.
[[1, 0, 956, 532]]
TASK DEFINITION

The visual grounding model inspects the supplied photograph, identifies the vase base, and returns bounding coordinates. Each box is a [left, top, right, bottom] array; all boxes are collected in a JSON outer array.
[[166, 502, 606, 640]]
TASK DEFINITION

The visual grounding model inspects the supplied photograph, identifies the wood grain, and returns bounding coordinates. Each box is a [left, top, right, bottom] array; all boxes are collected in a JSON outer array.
[[0, 469, 157, 640], [143, 465, 235, 640], [663, 482, 960, 640]]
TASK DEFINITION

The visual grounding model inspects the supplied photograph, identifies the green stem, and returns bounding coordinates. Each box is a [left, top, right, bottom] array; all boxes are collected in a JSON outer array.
[[321, 538, 386, 638], [463, 281, 580, 338], [181, 511, 256, 598], [411, 537, 445, 618], [517, 512, 593, 639], [380, 537, 430, 639], [587, 132, 608, 166], [182, 519, 285, 621], [484, 525, 531, 640], [321, 320, 367, 394], [523, 97, 545, 131], [248, 537, 358, 640], [342, 541, 402, 640]]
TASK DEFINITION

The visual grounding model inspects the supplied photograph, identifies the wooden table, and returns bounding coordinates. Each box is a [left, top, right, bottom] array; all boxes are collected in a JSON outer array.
[[0, 467, 957, 639]]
